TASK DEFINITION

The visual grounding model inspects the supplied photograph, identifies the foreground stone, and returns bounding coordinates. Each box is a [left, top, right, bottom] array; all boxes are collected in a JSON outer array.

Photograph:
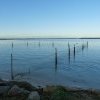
[[8, 85, 30, 96], [1, 80, 100, 100], [9, 81, 37, 91], [27, 91, 40, 100]]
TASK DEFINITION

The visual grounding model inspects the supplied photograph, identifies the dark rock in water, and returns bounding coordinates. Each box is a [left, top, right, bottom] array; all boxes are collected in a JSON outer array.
[[8, 85, 30, 96], [0, 86, 10, 95], [27, 91, 40, 100]]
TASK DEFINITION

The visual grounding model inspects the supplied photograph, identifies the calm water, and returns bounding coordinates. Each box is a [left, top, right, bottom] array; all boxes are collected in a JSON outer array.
[[0, 39, 100, 89]]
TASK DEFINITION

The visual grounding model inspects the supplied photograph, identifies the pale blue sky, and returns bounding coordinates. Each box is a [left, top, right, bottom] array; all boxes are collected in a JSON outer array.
[[0, 0, 100, 38]]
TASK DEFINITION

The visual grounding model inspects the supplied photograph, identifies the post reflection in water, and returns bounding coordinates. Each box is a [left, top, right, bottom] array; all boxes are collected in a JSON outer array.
[[55, 48, 58, 72], [38, 42, 40, 47], [12, 42, 13, 49], [68, 43, 71, 64], [27, 42, 28, 47], [52, 42, 54, 47], [74, 44, 76, 61]]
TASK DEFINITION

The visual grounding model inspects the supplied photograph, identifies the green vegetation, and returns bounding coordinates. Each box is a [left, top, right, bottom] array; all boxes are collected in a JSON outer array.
[[42, 86, 100, 100]]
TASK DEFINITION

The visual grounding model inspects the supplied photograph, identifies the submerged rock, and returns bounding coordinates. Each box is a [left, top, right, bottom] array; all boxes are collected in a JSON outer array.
[[27, 91, 40, 100]]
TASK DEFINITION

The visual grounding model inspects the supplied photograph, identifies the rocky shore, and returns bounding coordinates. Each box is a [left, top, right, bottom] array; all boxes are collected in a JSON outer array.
[[0, 79, 100, 100]]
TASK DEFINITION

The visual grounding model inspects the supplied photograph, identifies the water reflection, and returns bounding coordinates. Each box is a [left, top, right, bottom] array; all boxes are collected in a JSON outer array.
[[27, 42, 28, 47], [68, 43, 70, 64], [55, 48, 58, 72], [73, 44, 76, 61], [38, 42, 40, 47], [52, 42, 54, 47]]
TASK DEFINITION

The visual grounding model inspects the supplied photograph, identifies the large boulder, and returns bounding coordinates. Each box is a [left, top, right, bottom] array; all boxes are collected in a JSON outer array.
[[27, 91, 40, 100], [8, 85, 30, 96], [9, 81, 37, 91]]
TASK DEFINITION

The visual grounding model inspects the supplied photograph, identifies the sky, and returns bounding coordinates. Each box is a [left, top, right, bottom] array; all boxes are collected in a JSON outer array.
[[0, 0, 100, 38]]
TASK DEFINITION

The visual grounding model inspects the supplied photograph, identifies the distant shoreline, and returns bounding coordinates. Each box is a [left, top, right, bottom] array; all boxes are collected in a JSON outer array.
[[0, 37, 100, 40]]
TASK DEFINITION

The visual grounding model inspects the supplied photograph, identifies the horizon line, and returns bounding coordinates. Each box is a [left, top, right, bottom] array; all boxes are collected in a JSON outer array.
[[0, 37, 100, 40]]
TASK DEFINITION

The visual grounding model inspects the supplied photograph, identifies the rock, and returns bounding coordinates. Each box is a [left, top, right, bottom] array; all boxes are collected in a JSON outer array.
[[0, 86, 10, 95], [8, 85, 30, 96], [9, 81, 37, 91], [27, 91, 40, 100]]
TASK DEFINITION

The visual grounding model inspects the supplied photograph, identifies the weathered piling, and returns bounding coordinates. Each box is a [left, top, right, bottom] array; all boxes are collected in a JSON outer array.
[[87, 41, 88, 48], [74, 44, 76, 60], [11, 53, 14, 80], [74, 44, 75, 55], [82, 44, 84, 52], [68, 42, 70, 49], [55, 48, 58, 71], [68, 43, 70, 64]]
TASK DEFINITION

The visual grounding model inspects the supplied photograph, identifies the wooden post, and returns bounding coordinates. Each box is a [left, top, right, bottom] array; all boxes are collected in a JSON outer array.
[[74, 44, 75, 60], [82, 44, 84, 52], [55, 48, 57, 71], [74, 44, 75, 55], [68, 42, 70, 49], [11, 53, 14, 80], [87, 41, 88, 48], [68, 44, 70, 64]]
